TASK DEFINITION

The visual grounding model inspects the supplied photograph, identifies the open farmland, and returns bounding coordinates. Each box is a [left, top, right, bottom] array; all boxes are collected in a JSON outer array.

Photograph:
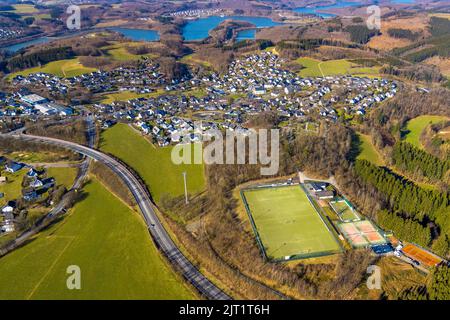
[[100, 123, 205, 203], [0, 171, 26, 206], [404, 115, 449, 148], [103, 42, 156, 61], [8, 58, 96, 79], [242, 185, 341, 260], [46, 167, 78, 189], [0, 178, 194, 299], [296, 57, 379, 77], [368, 14, 430, 50], [10, 4, 37, 13], [423, 56, 450, 77], [357, 133, 384, 166]]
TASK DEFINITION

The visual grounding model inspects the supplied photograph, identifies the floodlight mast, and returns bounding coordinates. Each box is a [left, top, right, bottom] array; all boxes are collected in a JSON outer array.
[[182, 171, 189, 204]]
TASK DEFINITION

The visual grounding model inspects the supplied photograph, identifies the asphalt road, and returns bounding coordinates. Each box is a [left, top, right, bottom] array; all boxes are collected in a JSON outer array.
[[6, 133, 230, 300]]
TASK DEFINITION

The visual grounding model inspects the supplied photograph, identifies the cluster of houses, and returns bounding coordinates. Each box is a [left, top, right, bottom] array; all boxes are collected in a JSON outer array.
[[0, 27, 24, 42], [0, 157, 56, 234], [167, 8, 223, 18], [0, 88, 73, 118], [11, 60, 168, 96], [86, 52, 398, 145], [5, 51, 398, 146], [201, 52, 398, 118]]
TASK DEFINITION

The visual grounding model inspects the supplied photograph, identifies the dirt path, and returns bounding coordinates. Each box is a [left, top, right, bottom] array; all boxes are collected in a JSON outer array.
[[298, 171, 340, 190], [27, 162, 81, 168]]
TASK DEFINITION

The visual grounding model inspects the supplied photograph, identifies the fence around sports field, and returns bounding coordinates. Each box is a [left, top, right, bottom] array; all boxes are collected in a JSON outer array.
[[402, 243, 445, 268], [329, 197, 360, 222], [240, 183, 343, 263], [338, 220, 388, 248]]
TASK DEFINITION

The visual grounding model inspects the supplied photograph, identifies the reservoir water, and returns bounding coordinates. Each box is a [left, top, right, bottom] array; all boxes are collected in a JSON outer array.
[[108, 27, 160, 41], [182, 16, 282, 41], [3, 37, 51, 53]]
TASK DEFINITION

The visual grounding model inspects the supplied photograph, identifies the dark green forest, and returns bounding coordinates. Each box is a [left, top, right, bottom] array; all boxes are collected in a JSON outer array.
[[392, 142, 450, 182]]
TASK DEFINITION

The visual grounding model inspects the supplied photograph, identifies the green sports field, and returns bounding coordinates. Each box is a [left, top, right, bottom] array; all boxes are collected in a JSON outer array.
[[330, 200, 359, 222], [243, 185, 341, 260]]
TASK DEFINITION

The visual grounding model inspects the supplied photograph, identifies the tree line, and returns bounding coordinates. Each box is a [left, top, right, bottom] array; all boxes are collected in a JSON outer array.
[[399, 265, 450, 300], [7, 46, 74, 72], [354, 159, 449, 249], [377, 210, 431, 247], [387, 28, 419, 41], [392, 141, 450, 183], [354, 159, 449, 222], [345, 25, 380, 44]]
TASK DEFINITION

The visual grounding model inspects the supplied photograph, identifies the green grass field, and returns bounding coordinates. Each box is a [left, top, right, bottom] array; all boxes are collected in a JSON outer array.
[[180, 54, 213, 68], [22, 13, 50, 22], [404, 115, 449, 148], [0, 178, 193, 299], [243, 185, 341, 260], [9, 4, 37, 13], [357, 133, 384, 166], [101, 90, 160, 104], [100, 123, 205, 203], [103, 43, 156, 61], [47, 167, 78, 189], [8, 58, 96, 80], [7, 150, 71, 163], [0, 171, 25, 206], [296, 57, 380, 77], [296, 57, 323, 77]]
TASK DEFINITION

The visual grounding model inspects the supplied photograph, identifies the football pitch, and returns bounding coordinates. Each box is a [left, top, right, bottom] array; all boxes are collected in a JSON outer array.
[[242, 185, 341, 260]]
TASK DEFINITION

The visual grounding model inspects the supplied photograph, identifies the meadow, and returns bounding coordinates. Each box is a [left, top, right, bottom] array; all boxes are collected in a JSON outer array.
[[357, 133, 384, 166], [100, 90, 160, 104], [180, 53, 213, 68], [47, 167, 78, 189], [242, 185, 341, 260], [100, 123, 205, 203], [101, 88, 207, 104], [0, 171, 25, 206], [103, 42, 156, 61], [10, 4, 37, 13], [296, 57, 380, 77], [404, 115, 449, 148], [0, 178, 194, 299], [8, 58, 96, 79]]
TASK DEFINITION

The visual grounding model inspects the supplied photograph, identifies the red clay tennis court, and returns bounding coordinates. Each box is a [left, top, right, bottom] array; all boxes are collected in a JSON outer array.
[[402, 244, 443, 268], [338, 220, 386, 248], [357, 221, 377, 233]]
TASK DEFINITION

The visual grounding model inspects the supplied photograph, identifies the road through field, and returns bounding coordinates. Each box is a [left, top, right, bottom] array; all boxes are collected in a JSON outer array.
[[3, 133, 230, 300]]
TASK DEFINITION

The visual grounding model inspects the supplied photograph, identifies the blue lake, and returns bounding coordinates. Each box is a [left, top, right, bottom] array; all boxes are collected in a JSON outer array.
[[294, 1, 368, 18], [182, 16, 282, 41], [294, 0, 416, 17], [390, 0, 415, 3], [3, 37, 51, 53], [109, 27, 160, 41], [236, 29, 256, 42]]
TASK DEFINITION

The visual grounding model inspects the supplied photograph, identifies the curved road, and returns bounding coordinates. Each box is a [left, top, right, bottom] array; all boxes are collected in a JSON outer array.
[[6, 133, 230, 300]]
